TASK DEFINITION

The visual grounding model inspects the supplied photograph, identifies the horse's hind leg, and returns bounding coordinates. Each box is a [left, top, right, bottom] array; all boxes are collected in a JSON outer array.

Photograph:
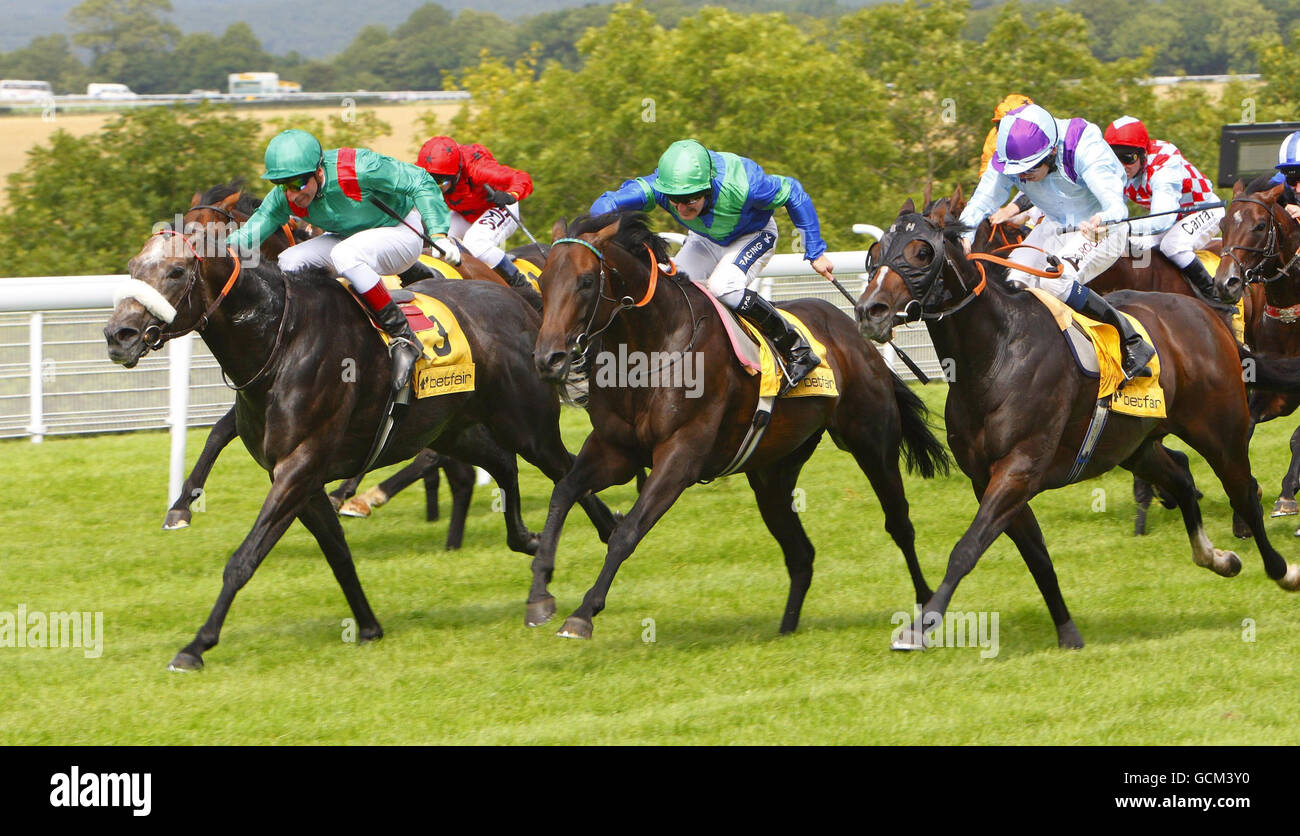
[[1133, 476, 1153, 536], [441, 457, 475, 550], [435, 424, 537, 555], [1122, 439, 1243, 579], [1280, 424, 1300, 520], [297, 490, 383, 642], [746, 434, 820, 634], [164, 406, 237, 530]]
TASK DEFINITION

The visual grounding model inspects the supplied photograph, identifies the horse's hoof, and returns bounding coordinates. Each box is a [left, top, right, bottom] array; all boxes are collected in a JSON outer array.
[[1278, 564, 1300, 591], [890, 628, 928, 651], [523, 534, 540, 556], [338, 497, 372, 518], [1232, 516, 1252, 540], [1213, 549, 1242, 578], [1057, 620, 1084, 649], [327, 493, 344, 512], [167, 651, 203, 672], [1272, 498, 1299, 517], [162, 510, 191, 530], [525, 596, 556, 627], [359, 625, 383, 643], [556, 616, 593, 639]]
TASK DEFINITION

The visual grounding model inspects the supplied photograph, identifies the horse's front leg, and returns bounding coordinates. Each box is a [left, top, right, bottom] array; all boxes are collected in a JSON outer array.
[[894, 454, 1038, 650], [169, 447, 325, 671], [557, 438, 704, 640], [527, 432, 638, 626], [164, 406, 237, 530]]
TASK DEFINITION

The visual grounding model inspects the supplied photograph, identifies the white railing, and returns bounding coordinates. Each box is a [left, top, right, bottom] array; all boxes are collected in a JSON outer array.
[[0, 237, 937, 507]]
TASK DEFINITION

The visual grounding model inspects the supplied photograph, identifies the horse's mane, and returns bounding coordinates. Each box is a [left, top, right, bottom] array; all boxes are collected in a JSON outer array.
[[197, 180, 263, 216], [568, 211, 673, 269], [1244, 172, 1284, 196]]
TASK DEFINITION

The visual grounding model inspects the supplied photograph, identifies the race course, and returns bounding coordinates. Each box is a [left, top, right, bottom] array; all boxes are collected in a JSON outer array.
[[3, 383, 1298, 745]]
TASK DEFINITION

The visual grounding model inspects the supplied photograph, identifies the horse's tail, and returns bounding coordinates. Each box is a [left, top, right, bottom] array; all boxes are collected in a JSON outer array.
[[1240, 344, 1300, 392], [891, 371, 950, 479]]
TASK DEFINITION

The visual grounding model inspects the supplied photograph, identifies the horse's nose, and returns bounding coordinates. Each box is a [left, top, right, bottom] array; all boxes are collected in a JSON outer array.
[[104, 323, 139, 348], [534, 349, 569, 380], [1222, 273, 1244, 302]]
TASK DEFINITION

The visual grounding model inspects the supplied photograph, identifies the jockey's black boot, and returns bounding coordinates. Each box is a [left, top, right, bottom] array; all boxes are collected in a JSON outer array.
[[371, 299, 423, 392], [737, 289, 820, 394], [1179, 258, 1235, 312], [1070, 287, 1155, 380], [495, 258, 543, 314]]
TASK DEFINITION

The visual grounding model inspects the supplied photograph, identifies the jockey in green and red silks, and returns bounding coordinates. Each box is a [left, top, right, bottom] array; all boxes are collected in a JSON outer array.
[[590, 139, 832, 390], [228, 129, 456, 393]]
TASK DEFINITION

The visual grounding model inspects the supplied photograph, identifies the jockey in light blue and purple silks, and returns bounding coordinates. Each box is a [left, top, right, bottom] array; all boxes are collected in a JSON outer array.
[[958, 103, 1155, 380]]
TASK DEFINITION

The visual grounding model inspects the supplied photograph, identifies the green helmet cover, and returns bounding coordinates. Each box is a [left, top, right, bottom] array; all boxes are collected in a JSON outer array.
[[262, 129, 324, 180], [655, 139, 714, 195]]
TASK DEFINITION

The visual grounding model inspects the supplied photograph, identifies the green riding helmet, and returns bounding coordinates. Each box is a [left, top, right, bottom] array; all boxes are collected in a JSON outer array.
[[656, 139, 715, 196], [262, 129, 324, 180]]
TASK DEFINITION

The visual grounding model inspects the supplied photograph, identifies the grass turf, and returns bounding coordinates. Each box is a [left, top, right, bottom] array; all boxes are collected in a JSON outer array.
[[1, 382, 1297, 745]]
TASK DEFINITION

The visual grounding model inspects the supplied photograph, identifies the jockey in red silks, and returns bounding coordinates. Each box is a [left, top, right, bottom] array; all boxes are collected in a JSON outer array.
[[1104, 115, 1225, 305], [417, 136, 535, 291]]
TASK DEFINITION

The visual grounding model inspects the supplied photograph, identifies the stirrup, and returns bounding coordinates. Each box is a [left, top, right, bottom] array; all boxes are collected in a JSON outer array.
[[388, 337, 421, 390], [778, 349, 821, 395]]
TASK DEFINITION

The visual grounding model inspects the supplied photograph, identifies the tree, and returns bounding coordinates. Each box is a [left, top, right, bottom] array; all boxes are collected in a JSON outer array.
[[67, 0, 182, 92], [0, 105, 264, 276], [0, 35, 88, 94]]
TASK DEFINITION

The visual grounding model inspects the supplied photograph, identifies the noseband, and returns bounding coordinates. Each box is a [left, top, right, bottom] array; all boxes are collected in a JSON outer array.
[[552, 236, 677, 356], [1223, 196, 1300, 286]]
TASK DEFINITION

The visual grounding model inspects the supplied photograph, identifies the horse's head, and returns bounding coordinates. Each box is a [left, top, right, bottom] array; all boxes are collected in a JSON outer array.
[[104, 212, 240, 367], [856, 187, 975, 342], [533, 212, 669, 381], [1217, 179, 1293, 303]]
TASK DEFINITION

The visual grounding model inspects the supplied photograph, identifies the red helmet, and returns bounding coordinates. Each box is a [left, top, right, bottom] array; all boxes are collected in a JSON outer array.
[[417, 136, 462, 177], [1104, 116, 1151, 154]]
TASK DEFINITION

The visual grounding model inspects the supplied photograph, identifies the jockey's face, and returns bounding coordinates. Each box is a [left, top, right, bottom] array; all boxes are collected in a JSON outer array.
[[668, 190, 709, 220], [282, 168, 323, 209], [1019, 159, 1052, 183]]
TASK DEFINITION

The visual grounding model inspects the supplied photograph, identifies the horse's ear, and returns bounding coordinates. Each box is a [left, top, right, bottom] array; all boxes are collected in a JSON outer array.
[[1233, 179, 1246, 198], [592, 217, 621, 243], [949, 183, 966, 218], [927, 197, 951, 227], [898, 197, 916, 217], [190, 191, 202, 208], [1265, 184, 1286, 204], [923, 182, 933, 208], [218, 192, 242, 213], [551, 219, 566, 242]]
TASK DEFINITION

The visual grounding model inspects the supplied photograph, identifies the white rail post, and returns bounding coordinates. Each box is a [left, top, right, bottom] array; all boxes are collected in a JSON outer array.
[[27, 312, 45, 442], [167, 334, 193, 509]]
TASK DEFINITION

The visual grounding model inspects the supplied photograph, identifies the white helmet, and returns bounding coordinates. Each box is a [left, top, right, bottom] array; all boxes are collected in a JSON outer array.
[[1278, 130, 1300, 170], [993, 103, 1059, 175]]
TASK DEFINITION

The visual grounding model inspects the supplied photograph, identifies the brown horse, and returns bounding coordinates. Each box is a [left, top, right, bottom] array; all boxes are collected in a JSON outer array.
[[104, 206, 618, 670], [526, 212, 949, 638], [1215, 178, 1300, 523], [856, 187, 1300, 651]]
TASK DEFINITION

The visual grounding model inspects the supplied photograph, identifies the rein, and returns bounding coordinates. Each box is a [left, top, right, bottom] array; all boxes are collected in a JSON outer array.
[[1224, 196, 1300, 324]]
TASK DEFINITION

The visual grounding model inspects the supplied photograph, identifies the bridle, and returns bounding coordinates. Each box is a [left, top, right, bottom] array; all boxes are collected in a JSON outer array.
[[551, 236, 702, 361], [870, 214, 988, 322], [1222, 195, 1300, 287]]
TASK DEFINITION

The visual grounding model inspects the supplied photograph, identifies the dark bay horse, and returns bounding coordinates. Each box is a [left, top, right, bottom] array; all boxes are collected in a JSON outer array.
[[160, 186, 540, 543], [527, 212, 949, 639], [1215, 178, 1300, 523], [104, 215, 617, 670], [856, 188, 1300, 651]]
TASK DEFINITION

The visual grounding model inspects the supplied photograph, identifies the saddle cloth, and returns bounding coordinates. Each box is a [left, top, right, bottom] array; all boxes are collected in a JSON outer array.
[[340, 279, 477, 399], [695, 284, 838, 398], [1195, 250, 1247, 345], [1027, 288, 1167, 419]]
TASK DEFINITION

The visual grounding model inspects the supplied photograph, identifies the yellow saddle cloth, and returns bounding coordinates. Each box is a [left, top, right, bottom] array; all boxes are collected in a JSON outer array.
[[1027, 288, 1167, 418], [341, 279, 476, 399], [736, 310, 839, 399]]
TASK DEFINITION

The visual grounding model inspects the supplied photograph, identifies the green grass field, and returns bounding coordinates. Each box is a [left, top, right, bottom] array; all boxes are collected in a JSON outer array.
[[2, 383, 1298, 745]]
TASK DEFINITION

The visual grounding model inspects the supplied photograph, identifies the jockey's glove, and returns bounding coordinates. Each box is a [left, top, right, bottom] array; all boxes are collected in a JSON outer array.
[[433, 237, 461, 265], [485, 184, 518, 207]]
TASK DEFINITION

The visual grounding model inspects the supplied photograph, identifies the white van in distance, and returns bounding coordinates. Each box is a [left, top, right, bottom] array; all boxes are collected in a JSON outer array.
[[0, 79, 54, 102], [87, 83, 138, 99]]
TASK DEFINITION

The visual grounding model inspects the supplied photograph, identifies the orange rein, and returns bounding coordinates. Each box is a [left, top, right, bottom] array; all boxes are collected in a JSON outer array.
[[967, 242, 1065, 280], [632, 243, 677, 307]]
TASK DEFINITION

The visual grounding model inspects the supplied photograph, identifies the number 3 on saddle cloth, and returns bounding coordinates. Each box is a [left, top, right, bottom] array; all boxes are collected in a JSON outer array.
[[340, 277, 477, 399]]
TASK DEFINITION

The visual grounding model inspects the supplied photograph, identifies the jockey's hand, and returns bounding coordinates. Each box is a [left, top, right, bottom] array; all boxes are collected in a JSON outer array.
[[1079, 215, 1105, 242], [989, 202, 1020, 225], [810, 254, 834, 281], [1286, 204, 1300, 221], [484, 185, 517, 207], [433, 237, 461, 266]]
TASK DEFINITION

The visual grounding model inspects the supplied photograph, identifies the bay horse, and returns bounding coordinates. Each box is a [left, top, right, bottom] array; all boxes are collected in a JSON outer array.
[[527, 211, 949, 639], [104, 212, 618, 670], [1215, 177, 1300, 524], [160, 185, 537, 545], [856, 187, 1300, 651]]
